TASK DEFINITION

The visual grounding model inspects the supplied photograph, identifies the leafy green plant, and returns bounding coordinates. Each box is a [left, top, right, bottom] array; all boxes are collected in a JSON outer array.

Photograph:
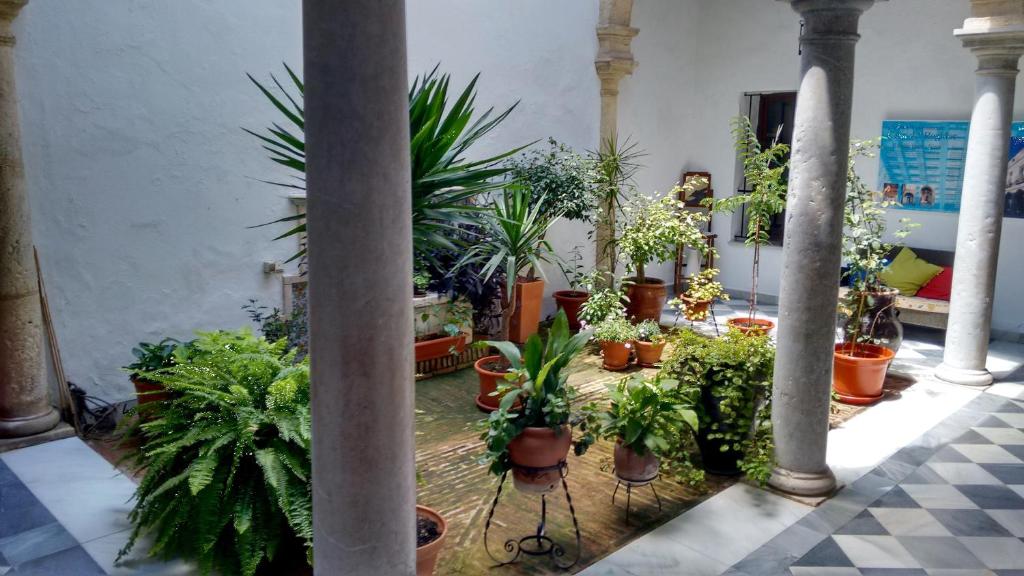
[[247, 65, 525, 263], [557, 245, 589, 294], [242, 299, 308, 358], [455, 186, 561, 340], [480, 310, 592, 476], [125, 338, 193, 378], [506, 138, 596, 223], [661, 328, 775, 485], [705, 116, 788, 324], [616, 192, 708, 285], [119, 329, 312, 576], [593, 315, 638, 343], [577, 272, 628, 327], [414, 297, 472, 345], [669, 267, 730, 322], [635, 319, 664, 344], [589, 136, 645, 282]]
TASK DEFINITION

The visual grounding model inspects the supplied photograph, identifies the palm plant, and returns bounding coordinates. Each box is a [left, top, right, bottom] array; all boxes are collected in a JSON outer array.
[[247, 64, 525, 263], [456, 186, 561, 340], [589, 135, 645, 283]]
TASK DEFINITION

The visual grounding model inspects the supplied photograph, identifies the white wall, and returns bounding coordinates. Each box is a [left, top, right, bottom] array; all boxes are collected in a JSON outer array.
[[15, 0, 600, 401], [620, 0, 1024, 338]]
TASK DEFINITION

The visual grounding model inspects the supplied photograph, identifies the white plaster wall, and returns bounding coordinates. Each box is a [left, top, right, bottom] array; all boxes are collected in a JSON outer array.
[[620, 0, 1024, 338], [15, 0, 600, 401]]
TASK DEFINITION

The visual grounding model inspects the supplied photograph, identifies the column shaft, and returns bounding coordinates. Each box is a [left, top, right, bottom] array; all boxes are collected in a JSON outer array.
[[769, 0, 872, 496], [303, 1, 416, 574], [0, 0, 58, 439]]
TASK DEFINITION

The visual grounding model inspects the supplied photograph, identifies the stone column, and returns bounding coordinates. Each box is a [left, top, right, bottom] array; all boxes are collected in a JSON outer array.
[[0, 0, 58, 439], [594, 0, 637, 278], [769, 0, 875, 496], [303, 1, 415, 574], [937, 2, 1024, 387]]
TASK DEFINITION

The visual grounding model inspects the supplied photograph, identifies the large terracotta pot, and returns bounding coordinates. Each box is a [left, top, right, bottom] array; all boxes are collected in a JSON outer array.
[[474, 355, 510, 412], [633, 340, 666, 368], [613, 440, 660, 484], [842, 288, 903, 353], [416, 505, 448, 576], [681, 296, 713, 322], [833, 343, 895, 405], [727, 317, 775, 336], [626, 278, 667, 323], [508, 279, 545, 344], [131, 376, 169, 405], [553, 290, 589, 332], [507, 425, 572, 493], [414, 334, 466, 363], [600, 341, 632, 371]]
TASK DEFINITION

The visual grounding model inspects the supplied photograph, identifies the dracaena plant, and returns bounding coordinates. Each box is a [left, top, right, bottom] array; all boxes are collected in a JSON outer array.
[[480, 309, 592, 476], [119, 329, 312, 576], [247, 64, 525, 264]]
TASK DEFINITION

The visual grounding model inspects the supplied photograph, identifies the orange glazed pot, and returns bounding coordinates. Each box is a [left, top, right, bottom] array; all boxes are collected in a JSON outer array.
[[626, 278, 667, 323], [681, 296, 713, 321], [553, 290, 589, 332], [414, 334, 466, 364], [613, 440, 660, 484], [600, 341, 632, 371], [833, 343, 894, 405], [633, 340, 666, 367], [474, 355, 510, 412], [508, 279, 545, 344], [727, 317, 775, 336], [507, 425, 572, 493], [131, 376, 170, 405], [416, 505, 448, 576]]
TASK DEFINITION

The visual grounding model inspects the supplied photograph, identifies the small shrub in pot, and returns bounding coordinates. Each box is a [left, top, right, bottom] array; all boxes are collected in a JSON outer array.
[[593, 316, 638, 371]]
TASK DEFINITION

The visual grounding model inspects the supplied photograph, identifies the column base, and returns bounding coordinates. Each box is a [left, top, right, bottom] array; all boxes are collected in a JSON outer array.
[[934, 363, 993, 387], [0, 421, 75, 454], [0, 406, 61, 439], [768, 465, 837, 497]]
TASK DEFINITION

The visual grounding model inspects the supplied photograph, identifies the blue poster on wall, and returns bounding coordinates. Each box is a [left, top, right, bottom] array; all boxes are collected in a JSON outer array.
[[877, 120, 1024, 218]]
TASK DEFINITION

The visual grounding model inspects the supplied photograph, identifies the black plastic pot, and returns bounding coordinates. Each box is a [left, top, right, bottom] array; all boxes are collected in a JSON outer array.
[[842, 288, 903, 354], [695, 385, 746, 476]]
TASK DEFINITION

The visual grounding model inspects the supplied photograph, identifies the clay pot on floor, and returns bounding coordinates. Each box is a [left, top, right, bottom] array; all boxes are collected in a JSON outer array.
[[681, 296, 713, 321], [131, 376, 170, 405], [474, 355, 511, 412], [508, 278, 545, 344], [613, 440, 660, 484], [833, 343, 895, 405], [507, 425, 572, 493], [626, 278, 667, 323], [727, 317, 775, 336], [633, 340, 666, 367], [600, 341, 632, 371], [416, 505, 448, 576], [414, 333, 466, 363], [553, 290, 589, 332]]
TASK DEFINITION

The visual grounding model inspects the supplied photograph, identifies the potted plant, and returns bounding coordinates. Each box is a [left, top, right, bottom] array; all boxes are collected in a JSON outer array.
[[577, 274, 628, 329], [590, 136, 645, 282], [834, 140, 916, 404], [577, 373, 698, 484], [416, 505, 447, 576], [413, 296, 473, 364], [661, 329, 775, 478], [481, 309, 592, 493], [124, 338, 191, 405], [705, 117, 788, 335], [553, 246, 591, 331], [617, 190, 708, 323], [593, 315, 638, 371], [671, 267, 729, 322], [633, 319, 666, 367]]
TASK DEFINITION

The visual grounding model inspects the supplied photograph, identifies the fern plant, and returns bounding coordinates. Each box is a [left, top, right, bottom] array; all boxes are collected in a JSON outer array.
[[119, 328, 312, 576]]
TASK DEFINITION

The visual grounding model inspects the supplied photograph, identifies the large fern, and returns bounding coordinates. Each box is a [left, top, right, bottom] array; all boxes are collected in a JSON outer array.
[[119, 328, 312, 576]]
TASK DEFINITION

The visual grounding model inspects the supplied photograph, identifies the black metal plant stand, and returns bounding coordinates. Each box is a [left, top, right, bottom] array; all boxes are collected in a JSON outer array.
[[483, 461, 582, 570], [612, 474, 662, 524], [672, 301, 721, 337]]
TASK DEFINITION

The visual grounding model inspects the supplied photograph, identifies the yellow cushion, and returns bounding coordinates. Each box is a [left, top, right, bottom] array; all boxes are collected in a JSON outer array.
[[879, 247, 943, 296]]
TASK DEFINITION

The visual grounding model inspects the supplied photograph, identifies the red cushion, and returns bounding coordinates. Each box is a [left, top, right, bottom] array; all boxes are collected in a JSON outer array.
[[915, 266, 952, 300]]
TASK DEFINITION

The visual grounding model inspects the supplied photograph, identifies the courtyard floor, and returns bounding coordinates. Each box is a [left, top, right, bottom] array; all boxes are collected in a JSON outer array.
[[1, 302, 1023, 575]]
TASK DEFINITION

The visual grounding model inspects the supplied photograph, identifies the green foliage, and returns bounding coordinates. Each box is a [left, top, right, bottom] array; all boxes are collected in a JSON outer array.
[[120, 329, 312, 576], [577, 373, 698, 458], [589, 136, 645, 279], [661, 329, 775, 484], [669, 268, 730, 322], [480, 310, 592, 476], [577, 272, 628, 327], [506, 138, 596, 223], [593, 315, 638, 343], [635, 319, 664, 344], [125, 338, 193, 376], [557, 245, 589, 292], [242, 299, 308, 358], [617, 193, 708, 284]]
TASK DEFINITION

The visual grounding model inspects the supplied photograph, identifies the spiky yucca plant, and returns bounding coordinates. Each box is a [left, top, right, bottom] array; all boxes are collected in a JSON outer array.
[[119, 329, 312, 576]]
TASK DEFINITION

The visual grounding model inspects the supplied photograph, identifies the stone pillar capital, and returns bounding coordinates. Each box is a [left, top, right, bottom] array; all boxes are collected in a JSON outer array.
[[595, 59, 636, 96], [956, 14, 1024, 74], [0, 0, 26, 22], [785, 0, 876, 16]]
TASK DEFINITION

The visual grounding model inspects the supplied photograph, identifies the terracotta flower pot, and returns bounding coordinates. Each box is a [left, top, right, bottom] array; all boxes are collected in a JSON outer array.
[[633, 340, 666, 367], [833, 343, 895, 405], [727, 317, 775, 336], [508, 278, 545, 344], [131, 376, 170, 405], [625, 278, 667, 323], [600, 341, 632, 371], [414, 333, 466, 363], [474, 355, 511, 412], [553, 290, 589, 332], [507, 425, 572, 493], [416, 505, 447, 576], [613, 440, 660, 484], [681, 296, 713, 321]]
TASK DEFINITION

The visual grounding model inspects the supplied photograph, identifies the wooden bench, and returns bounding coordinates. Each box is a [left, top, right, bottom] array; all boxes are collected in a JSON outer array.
[[838, 247, 953, 330]]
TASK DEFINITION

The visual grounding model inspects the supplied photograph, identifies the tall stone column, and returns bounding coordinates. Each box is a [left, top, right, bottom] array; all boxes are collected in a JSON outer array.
[[769, 0, 875, 496], [594, 0, 637, 279], [0, 0, 58, 439], [937, 2, 1024, 387], [303, 1, 415, 574]]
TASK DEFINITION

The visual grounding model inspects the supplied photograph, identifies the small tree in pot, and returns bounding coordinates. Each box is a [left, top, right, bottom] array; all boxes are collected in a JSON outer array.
[[670, 267, 729, 323]]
